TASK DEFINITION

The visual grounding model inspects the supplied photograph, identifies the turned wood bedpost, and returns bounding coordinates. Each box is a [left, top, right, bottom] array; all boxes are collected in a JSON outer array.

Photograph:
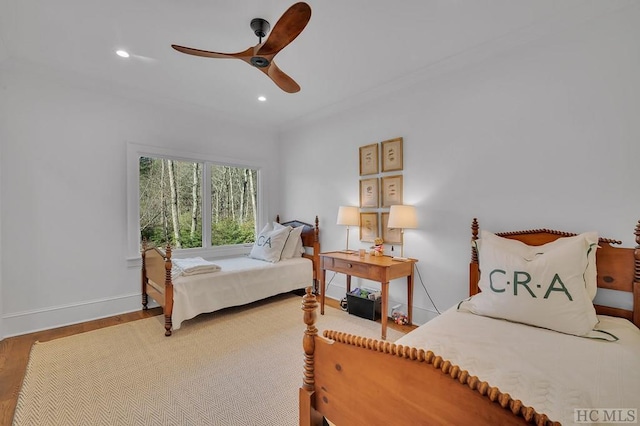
[[300, 287, 319, 426], [141, 240, 148, 310], [313, 216, 320, 294], [469, 218, 480, 296], [634, 220, 640, 327], [164, 244, 174, 337]]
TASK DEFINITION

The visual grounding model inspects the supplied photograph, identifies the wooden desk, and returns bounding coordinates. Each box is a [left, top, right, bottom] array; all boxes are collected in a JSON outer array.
[[319, 251, 417, 340]]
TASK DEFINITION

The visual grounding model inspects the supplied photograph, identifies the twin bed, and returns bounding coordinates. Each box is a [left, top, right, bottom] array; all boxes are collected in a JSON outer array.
[[142, 216, 320, 336], [300, 218, 640, 425]]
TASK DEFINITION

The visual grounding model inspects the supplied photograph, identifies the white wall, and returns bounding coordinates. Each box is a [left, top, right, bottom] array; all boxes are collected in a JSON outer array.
[[279, 5, 640, 324], [0, 63, 281, 338]]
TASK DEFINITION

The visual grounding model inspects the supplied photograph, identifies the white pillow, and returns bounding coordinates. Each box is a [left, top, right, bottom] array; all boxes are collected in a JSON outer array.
[[249, 225, 290, 263], [478, 230, 598, 299], [460, 231, 598, 336], [292, 237, 305, 258], [283, 225, 305, 259], [258, 222, 273, 235]]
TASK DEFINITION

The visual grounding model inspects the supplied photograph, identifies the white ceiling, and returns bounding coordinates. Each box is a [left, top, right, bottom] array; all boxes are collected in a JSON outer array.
[[0, 0, 634, 129]]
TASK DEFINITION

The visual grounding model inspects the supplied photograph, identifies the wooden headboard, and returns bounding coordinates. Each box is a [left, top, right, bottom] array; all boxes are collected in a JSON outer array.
[[277, 215, 321, 293], [469, 218, 640, 328]]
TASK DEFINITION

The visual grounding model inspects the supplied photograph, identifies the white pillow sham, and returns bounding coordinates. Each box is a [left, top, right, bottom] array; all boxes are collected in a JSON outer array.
[[459, 231, 599, 336], [274, 222, 305, 259], [249, 225, 290, 263], [478, 230, 598, 299]]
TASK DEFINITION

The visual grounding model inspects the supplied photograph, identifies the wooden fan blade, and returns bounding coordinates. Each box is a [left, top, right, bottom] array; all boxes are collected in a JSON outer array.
[[171, 44, 254, 60], [257, 2, 311, 56], [264, 61, 300, 93]]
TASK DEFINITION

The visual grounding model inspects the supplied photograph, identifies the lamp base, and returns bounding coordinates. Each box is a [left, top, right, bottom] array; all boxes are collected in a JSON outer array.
[[391, 256, 409, 261]]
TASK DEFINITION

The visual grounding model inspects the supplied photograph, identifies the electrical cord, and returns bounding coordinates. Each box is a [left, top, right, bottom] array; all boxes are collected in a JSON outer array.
[[324, 271, 349, 311], [414, 263, 441, 315], [324, 271, 338, 296]]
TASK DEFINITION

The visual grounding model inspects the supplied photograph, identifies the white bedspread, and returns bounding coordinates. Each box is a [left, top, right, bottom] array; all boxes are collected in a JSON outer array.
[[396, 308, 640, 425], [171, 256, 312, 330]]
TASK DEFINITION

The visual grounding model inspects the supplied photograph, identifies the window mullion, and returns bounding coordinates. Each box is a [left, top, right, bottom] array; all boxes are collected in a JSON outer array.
[[202, 162, 212, 248]]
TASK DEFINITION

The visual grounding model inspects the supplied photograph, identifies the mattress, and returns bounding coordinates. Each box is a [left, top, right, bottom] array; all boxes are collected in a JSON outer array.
[[171, 256, 312, 330], [395, 308, 640, 425]]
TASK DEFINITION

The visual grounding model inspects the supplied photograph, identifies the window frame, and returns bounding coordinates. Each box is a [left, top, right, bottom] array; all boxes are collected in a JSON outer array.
[[127, 143, 267, 263]]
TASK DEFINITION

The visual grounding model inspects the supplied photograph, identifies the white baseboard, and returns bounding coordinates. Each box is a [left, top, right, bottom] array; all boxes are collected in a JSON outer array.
[[2, 293, 149, 339]]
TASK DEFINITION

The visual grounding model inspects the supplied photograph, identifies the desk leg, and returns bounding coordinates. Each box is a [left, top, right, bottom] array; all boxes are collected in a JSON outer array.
[[407, 268, 414, 325], [381, 281, 389, 340], [346, 275, 352, 294], [320, 268, 326, 315]]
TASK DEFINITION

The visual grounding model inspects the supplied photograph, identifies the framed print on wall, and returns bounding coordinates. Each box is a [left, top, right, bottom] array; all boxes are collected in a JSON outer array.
[[381, 137, 403, 172], [359, 143, 379, 176], [381, 212, 402, 244], [381, 175, 403, 207], [360, 212, 379, 242], [359, 177, 379, 208]]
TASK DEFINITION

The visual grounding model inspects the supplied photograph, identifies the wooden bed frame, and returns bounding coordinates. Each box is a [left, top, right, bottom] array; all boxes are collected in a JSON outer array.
[[142, 215, 320, 336], [299, 218, 640, 426]]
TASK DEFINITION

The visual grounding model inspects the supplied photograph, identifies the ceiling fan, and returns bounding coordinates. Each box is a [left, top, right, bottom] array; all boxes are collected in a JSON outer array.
[[172, 2, 311, 94]]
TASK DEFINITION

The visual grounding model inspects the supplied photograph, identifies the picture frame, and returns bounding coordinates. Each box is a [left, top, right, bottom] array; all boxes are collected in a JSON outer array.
[[381, 175, 403, 207], [359, 143, 379, 176], [359, 177, 379, 208], [359, 212, 379, 243], [381, 137, 403, 172], [381, 212, 402, 244]]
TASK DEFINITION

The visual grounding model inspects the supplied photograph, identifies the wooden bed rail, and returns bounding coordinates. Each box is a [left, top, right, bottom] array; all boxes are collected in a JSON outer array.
[[299, 287, 557, 426]]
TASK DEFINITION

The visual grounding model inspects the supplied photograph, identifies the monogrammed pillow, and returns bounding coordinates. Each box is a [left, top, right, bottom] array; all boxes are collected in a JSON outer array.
[[249, 225, 290, 263], [459, 231, 598, 336], [478, 230, 599, 300]]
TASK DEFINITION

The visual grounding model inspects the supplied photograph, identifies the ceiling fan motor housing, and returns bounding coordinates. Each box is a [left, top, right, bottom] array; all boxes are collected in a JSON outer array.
[[250, 18, 270, 38], [250, 56, 270, 68]]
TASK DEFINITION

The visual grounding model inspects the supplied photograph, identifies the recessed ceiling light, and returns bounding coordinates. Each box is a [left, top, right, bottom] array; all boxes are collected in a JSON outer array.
[[258, 96, 267, 102], [116, 50, 130, 58]]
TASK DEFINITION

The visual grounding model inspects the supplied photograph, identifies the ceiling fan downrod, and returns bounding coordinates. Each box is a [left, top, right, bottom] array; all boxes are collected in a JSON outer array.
[[250, 18, 271, 68]]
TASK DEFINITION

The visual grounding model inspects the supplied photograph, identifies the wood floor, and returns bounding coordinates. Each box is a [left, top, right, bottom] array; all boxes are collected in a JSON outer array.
[[0, 296, 415, 426]]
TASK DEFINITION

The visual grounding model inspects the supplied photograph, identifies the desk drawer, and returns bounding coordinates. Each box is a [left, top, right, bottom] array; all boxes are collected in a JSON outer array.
[[328, 258, 374, 278]]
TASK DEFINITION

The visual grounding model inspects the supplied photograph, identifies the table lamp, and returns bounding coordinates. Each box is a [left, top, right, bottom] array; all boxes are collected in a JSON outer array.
[[387, 205, 417, 259], [336, 206, 359, 253]]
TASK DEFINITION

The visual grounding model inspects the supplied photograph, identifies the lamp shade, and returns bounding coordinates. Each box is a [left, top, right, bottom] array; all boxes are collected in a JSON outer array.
[[387, 205, 418, 229], [336, 206, 359, 226]]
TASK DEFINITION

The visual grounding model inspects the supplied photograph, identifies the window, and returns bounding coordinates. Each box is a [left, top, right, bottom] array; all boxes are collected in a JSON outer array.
[[127, 143, 264, 260]]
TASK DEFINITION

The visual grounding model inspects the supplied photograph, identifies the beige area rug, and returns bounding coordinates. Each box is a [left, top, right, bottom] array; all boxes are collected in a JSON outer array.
[[14, 293, 404, 426]]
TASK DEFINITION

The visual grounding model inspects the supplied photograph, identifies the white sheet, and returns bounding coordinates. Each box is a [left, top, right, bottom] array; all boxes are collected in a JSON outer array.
[[396, 308, 640, 425], [171, 256, 312, 330]]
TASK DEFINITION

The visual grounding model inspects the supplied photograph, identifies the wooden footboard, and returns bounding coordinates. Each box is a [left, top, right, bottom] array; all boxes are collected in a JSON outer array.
[[299, 288, 557, 426], [141, 242, 174, 336]]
